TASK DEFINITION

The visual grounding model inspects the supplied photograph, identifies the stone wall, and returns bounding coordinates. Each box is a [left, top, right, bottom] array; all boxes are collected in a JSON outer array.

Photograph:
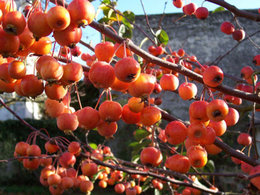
[[132, 10, 260, 120]]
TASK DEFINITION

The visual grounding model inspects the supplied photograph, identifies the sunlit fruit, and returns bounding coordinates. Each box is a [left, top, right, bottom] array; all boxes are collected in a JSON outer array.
[[67, 0, 95, 27], [128, 73, 156, 98], [140, 147, 162, 167], [206, 99, 229, 122], [46, 6, 70, 31], [187, 145, 208, 168], [89, 61, 115, 89], [165, 121, 188, 145], [95, 41, 115, 63], [140, 106, 161, 126], [203, 66, 224, 87], [115, 57, 141, 83], [3, 11, 26, 35], [57, 113, 79, 132]]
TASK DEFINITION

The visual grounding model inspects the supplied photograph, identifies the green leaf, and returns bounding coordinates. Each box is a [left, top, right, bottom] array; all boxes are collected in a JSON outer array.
[[89, 143, 97, 150], [108, 8, 115, 19], [139, 37, 149, 49], [129, 141, 139, 148], [98, 17, 110, 24], [134, 129, 150, 141], [156, 29, 169, 46], [131, 154, 140, 163], [122, 11, 135, 29], [118, 24, 133, 39], [142, 177, 152, 192], [91, 169, 105, 182], [105, 36, 116, 43], [212, 6, 225, 13], [205, 160, 215, 172], [102, 0, 111, 4], [103, 155, 117, 162], [131, 139, 152, 156]]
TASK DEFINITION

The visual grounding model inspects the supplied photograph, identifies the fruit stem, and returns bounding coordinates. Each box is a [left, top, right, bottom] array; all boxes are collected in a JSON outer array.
[[74, 83, 82, 110], [181, 142, 184, 155], [39, 128, 50, 138], [51, 41, 57, 57], [151, 126, 155, 147], [44, 0, 50, 12], [195, 59, 206, 71], [184, 76, 188, 84], [248, 144, 252, 157], [123, 41, 127, 58], [95, 89, 106, 110]]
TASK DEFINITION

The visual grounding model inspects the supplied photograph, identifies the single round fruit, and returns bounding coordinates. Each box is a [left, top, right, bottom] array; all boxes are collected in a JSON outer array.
[[195, 7, 209, 20], [140, 147, 162, 167], [115, 57, 141, 83], [237, 133, 252, 146], [20, 75, 44, 98], [165, 154, 190, 173], [165, 121, 188, 145], [187, 145, 208, 168], [67, 0, 95, 27], [53, 24, 82, 48], [57, 113, 79, 132], [3, 11, 26, 35], [232, 29, 245, 41], [160, 74, 179, 91], [173, 0, 183, 8], [99, 100, 122, 122], [59, 152, 76, 168], [76, 106, 100, 130], [128, 73, 156, 98], [203, 66, 224, 87], [220, 21, 235, 35], [189, 100, 209, 122], [140, 106, 161, 126], [178, 82, 197, 100], [183, 3, 197, 15], [89, 61, 115, 89], [28, 11, 53, 40], [224, 108, 239, 126], [206, 99, 229, 122], [95, 41, 114, 63], [97, 121, 118, 138], [8, 60, 26, 79], [46, 6, 70, 31]]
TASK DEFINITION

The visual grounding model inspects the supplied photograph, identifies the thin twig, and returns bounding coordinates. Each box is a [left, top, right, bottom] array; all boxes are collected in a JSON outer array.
[[140, 0, 156, 38], [104, 3, 157, 46], [210, 30, 260, 65]]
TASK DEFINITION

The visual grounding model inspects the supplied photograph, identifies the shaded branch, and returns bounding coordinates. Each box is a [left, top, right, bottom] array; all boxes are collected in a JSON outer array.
[[206, 0, 260, 21]]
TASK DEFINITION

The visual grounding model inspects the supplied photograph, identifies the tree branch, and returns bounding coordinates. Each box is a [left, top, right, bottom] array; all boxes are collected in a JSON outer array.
[[206, 0, 260, 21]]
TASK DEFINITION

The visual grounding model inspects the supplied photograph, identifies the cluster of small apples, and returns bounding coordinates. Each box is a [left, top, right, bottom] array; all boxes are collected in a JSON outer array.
[[172, 0, 246, 42], [2, 0, 260, 193], [172, 0, 209, 20], [14, 135, 172, 195], [14, 137, 116, 194], [0, 0, 95, 57], [0, 0, 96, 96], [220, 21, 245, 42]]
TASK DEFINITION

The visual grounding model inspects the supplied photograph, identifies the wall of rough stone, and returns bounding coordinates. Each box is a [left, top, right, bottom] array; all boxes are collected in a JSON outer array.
[[131, 9, 260, 120]]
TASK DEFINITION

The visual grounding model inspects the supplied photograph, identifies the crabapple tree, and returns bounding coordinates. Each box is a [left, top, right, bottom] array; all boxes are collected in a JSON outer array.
[[0, 0, 260, 194]]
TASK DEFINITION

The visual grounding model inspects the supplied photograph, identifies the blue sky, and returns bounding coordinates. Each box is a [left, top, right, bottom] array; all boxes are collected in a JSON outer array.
[[92, 0, 260, 15], [81, 0, 260, 55]]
